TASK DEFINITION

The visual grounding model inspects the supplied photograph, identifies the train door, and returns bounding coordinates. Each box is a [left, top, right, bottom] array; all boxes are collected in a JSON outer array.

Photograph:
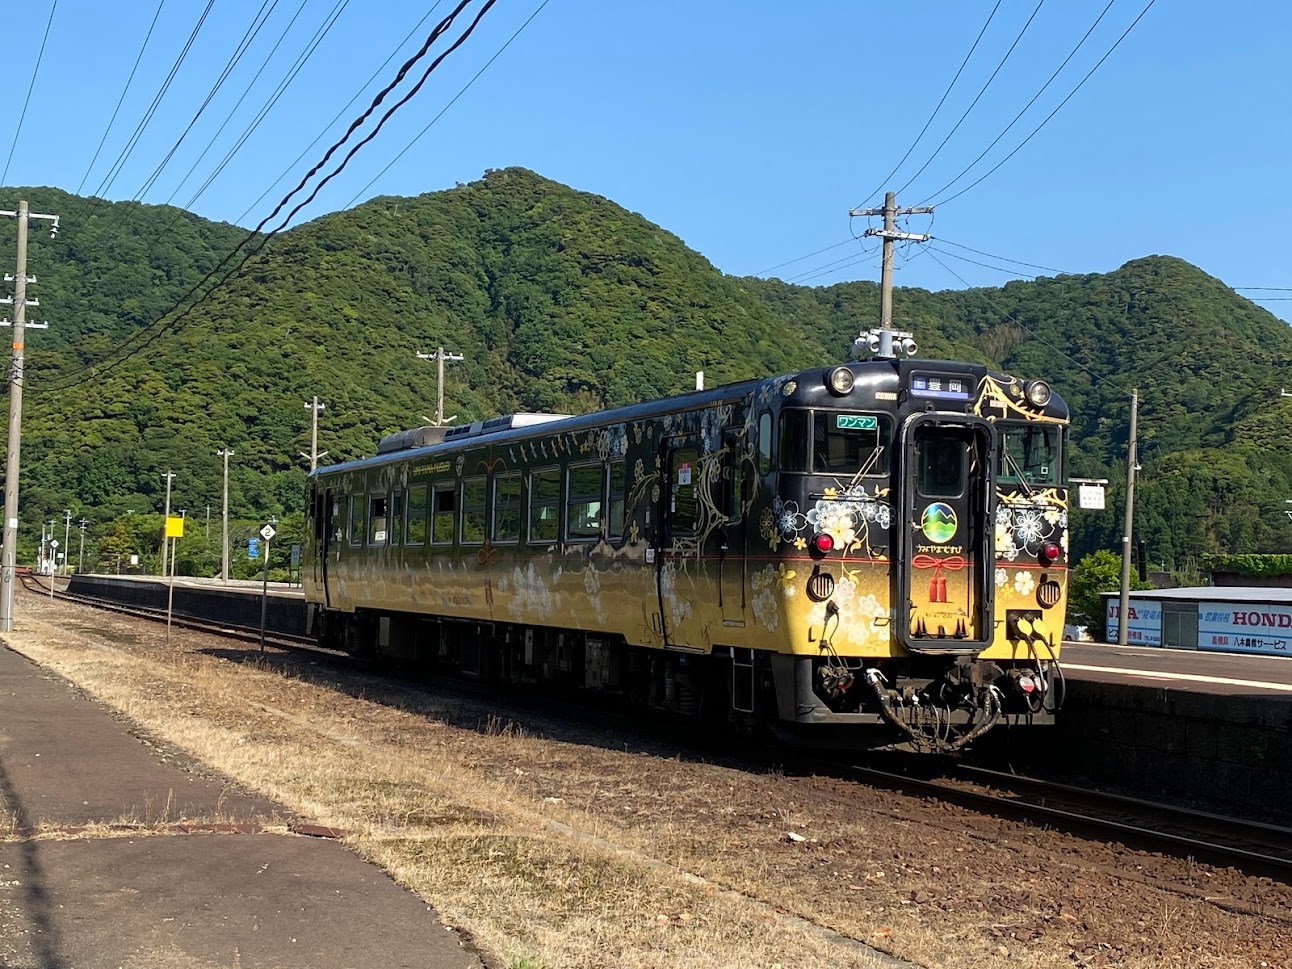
[[655, 438, 701, 647], [313, 485, 334, 608], [898, 415, 994, 651], [719, 427, 747, 625]]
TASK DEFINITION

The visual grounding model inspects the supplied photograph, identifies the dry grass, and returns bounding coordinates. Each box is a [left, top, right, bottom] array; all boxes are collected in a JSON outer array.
[[6, 595, 1291, 969]]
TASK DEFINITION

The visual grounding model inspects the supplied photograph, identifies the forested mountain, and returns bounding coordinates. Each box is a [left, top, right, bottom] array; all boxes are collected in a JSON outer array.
[[1, 167, 1289, 575]]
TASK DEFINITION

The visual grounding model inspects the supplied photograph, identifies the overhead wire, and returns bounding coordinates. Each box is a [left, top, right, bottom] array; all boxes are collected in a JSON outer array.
[[916, 0, 1119, 207], [2, 0, 59, 186], [935, 238, 1074, 276], [35, 0, 499, 396], [894, 0, 1047, 199], [75, 0, 167, 196], [853, 0, 1003, 211], [751, 239, 854, 278], [345, 0, 554, 208], [928, 0, 1158, 208]]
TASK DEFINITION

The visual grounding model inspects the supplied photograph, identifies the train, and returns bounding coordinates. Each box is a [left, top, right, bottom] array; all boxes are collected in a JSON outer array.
[[302, 329, 1070, 751]]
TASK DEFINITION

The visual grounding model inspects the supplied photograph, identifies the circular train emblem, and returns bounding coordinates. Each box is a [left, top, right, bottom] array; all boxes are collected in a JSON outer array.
[[921, 502, 958, 544]]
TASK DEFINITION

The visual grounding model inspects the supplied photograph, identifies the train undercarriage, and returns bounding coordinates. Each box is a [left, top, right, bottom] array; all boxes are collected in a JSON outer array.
[[313, 606, 1060, 752]]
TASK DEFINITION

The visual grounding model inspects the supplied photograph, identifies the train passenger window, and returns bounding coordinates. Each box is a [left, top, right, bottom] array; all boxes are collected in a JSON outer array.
[[368, 495, 388, 545], [529, 468, 560, 543], [348, 494, 364, 546], [669, 447, 699, 536], [461, 477, 486, 545], [389, 491, 402, 547], [997, 423, 1061, 484], [406, 485, 428, 545], [431, 485, 456, 545], [778, 410, 809, 472], [607, 461, 626, 540], [813, 412, 891, 476], [567, 464, 602, 541], [918, 433, 966, 498], [757, 412, 773, 474], [493, 474, 522, 543]]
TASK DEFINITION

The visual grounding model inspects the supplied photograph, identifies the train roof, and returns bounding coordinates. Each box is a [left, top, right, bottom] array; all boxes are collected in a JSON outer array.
[[312, 356, 1068, 479]]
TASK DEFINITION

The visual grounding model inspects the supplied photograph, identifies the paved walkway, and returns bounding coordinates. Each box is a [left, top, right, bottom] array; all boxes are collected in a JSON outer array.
[[0, 643, 483, 968]]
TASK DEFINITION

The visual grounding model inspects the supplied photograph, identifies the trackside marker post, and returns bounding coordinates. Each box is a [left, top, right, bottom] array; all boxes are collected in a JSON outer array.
[[259, 522, 276, 652]]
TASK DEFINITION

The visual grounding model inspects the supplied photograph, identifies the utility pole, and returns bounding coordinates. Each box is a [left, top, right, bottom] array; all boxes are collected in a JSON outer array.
[[160, 471, 176, 578], [415, 347, 463, 426], [216, 449, 232, 582], [848, 192, 933, 329], [1118, 389, 1140, 646], [300, 397, 328, 472], [62, 509, 71, 575], [0, 201, 59, 631], [77, 518, 88, 573]]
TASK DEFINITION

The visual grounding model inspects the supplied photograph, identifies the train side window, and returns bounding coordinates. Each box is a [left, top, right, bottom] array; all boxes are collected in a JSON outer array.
[[406, 484, 428, 545], [389, 491, 402, 547], [493, 474, 522, 543], [529, 468, 560, 543], [607, 461, 626, 541], [431, 484, 456, 545], [778, 409, 809, 472], [567, 463, 602, 542], [368, 495, 388, 545], [348, 494, 365, 546], [461, 476, 486, 545], [757, 411, 773, 474], [669, 447, 699, 536]]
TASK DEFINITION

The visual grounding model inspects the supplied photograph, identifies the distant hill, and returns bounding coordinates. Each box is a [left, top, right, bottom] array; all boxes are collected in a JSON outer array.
[[2, 167, 1290, 572]]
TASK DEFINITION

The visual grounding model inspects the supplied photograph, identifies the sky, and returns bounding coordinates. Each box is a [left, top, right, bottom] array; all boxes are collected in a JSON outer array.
[[3, 0, 1289, 319]]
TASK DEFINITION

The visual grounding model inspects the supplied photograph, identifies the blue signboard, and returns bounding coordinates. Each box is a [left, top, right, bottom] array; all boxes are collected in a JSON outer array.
[[1105, 599, 1162, 645], [1199, 602, 1292, 656], [248, 537, 260, 559]]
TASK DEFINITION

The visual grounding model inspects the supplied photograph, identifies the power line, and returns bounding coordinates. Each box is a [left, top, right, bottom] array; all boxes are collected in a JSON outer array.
[[346, 0, 554, 208], [2, 0, 59, 186], [929, 0, 1158, 208], [239, 0, 445, 224], [750, 238, 854, 277], [76, 0, 167, 196], [36, 0, 498, 395], [853, 0, 1003, 211], [917, 0, 1119, 207], [934, 238, 1074, 276], [894, 0, 1047, 199]]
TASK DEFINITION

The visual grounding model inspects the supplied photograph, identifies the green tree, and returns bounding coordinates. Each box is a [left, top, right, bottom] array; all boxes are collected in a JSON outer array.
[[1068, 549, 1151, 629]]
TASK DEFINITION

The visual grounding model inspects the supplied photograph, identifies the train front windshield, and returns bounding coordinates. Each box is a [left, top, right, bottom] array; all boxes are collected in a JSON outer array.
[[779, 409, 893, 476], [996, 422, 1062, 485]]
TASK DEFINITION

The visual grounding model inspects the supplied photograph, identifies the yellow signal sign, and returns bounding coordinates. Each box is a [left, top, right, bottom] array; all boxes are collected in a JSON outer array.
[[164, 517, 185, 538]]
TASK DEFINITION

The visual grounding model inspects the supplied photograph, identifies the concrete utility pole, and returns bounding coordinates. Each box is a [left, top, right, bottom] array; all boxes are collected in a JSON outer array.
[[1118, 389, 1140, 646], [300, 397, 328, 472], [216, 449, 232, 582], [160, 471, 176, 578], [62, 509, 72, 575], [78, 518, 88, 573], [415, 347, 464, 426], [0, 201, 59, 631], [848, 192, 933, 329]]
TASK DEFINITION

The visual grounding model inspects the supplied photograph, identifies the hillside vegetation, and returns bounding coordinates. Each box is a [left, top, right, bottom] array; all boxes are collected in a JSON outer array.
[[1, 167, 1290, 573]]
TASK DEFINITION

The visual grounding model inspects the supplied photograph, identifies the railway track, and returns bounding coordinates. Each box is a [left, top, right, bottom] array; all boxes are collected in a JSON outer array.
[[847, 760, 1292, 881]]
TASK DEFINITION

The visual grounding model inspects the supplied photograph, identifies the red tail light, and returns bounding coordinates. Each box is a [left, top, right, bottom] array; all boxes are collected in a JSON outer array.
[[814, 534, 834, 553], [1041, 543, 1061, 564]]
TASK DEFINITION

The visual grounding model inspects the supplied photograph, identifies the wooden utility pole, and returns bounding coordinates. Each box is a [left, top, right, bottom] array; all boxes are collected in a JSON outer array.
[[1118, 389, 1139, 645], [848, 192, 933, 328], [216, 449, 233, 582], [416, 347, 463, 425], [0, 201, 59, 631]]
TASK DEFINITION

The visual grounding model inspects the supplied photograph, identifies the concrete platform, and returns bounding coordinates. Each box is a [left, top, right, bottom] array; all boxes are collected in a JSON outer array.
[[0, 644, 483, 969]]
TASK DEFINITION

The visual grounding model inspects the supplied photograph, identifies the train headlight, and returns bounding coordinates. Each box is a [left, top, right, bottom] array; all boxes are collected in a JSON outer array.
[[826, 366, 855, 395], [1024, 380, 1052, 408]]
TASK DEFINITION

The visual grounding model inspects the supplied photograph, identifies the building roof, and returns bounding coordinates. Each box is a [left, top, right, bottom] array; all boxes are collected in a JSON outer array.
[[1103, 586, 1292, 604]]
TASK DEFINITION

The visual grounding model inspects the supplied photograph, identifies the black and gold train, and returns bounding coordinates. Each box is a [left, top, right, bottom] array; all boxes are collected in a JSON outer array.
[[303, 339, 1070, 751]]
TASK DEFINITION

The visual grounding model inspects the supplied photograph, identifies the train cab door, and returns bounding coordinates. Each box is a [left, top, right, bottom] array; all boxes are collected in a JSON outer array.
[[655, 438, 702, 648], [898, 415, 994, 652], [313, 485, 334, 608], [718, 427, 747, 626]]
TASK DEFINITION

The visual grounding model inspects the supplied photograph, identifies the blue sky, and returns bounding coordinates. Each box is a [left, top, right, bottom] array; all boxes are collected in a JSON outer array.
[[4, 0, 1288, 318]]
